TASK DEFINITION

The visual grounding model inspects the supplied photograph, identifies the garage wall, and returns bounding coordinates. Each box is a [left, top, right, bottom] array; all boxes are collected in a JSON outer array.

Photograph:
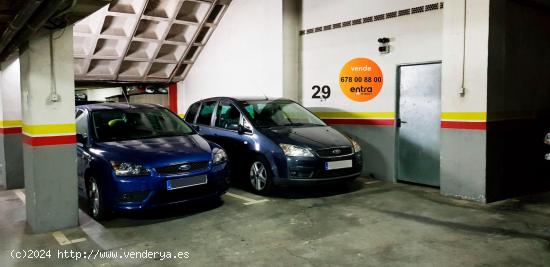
[[485, 0, 550, 201], [178, 0, 284, 114], [300, 0, 444, 181], [0, 57, 22, 123], [0, 56, 23, 189], [77, 87, 122, 101]]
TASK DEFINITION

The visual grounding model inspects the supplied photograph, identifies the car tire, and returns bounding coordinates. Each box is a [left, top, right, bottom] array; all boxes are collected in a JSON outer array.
[[86, 176, 110, 221], [248, 156, 274, 194]]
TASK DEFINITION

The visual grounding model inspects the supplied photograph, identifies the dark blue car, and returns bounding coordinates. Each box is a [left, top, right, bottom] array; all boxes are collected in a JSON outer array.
[[75, 103, 230, 220], [184, 97, 363, 194]]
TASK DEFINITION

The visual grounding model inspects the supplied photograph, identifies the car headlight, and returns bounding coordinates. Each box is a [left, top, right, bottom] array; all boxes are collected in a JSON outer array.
[[350, 138, 362, 153], [280, 144, 314, 157], [545, 133, 550, 145], [111, 162, 151, 176], [212, 147, 228, 164]]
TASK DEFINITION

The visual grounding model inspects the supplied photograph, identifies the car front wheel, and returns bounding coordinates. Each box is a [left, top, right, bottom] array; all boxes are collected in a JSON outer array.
[[249, 158, 273, 194], [87, 176, 109, 220]]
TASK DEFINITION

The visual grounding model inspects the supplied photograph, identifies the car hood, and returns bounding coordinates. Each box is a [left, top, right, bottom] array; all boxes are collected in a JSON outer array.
[[259, 126, 352, 150], [91, 135, 213, 167]]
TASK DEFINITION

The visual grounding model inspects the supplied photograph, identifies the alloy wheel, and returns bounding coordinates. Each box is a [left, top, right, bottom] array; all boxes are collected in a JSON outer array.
[[250, 161, 267, 191], [89, 178, 100, 218]]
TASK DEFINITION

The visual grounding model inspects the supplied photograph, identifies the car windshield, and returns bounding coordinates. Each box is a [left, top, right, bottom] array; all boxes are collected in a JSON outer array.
[[91, 108, 194, 142], [239, 100, 326, 128]]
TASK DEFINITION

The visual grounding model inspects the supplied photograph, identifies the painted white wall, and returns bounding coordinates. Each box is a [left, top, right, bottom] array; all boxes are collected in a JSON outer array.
[[0, 56, 22, 122], [301, 0, 443, 113], [77, 87, 122, 101], [441, 0, 489, 113], [179, 0, 284, 112]]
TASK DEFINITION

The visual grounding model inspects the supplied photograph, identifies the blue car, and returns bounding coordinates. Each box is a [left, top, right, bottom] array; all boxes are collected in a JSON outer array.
[[75, 103, 230, 220], [184, 97, 363, 194]]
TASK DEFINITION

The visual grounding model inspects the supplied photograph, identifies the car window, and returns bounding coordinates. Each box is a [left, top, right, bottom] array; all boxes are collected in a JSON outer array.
[[185, 102, 200, 124], [75, 110, 84, 118], [240, 100, 325, 128], [76, 112, 88, 137], [91, 108, 194, 142], [196, 101, 217, 126], [215, 102, 241, 130]]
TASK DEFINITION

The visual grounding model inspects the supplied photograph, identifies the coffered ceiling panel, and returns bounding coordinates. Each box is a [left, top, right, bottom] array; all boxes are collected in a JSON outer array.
[[74, 0, 231, 83]]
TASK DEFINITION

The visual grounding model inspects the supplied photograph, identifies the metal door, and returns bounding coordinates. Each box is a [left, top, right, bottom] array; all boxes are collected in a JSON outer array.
[[397, 63, 441, 186]]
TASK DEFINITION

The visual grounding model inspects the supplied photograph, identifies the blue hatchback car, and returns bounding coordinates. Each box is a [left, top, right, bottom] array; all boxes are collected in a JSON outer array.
[[184, 97, 363, 194], [75, 103, 230, 220]]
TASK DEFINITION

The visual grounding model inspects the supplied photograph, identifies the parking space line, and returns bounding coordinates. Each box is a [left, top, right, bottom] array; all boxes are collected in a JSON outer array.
[[52, 231, 88, 246], [364, 180, 380, 185], [244, 199, 269, 205], [52, 231, 72, 246], [70, 237, 87, 244], [14, 189, 25, 203], [225, 192, 269, 205]]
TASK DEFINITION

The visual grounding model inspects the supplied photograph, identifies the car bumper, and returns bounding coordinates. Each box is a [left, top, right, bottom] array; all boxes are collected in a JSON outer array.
[[273, 152, 363, 186], [109, 163, 230, 211]]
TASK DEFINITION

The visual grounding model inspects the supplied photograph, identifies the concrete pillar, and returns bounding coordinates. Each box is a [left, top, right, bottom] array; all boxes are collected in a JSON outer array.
[[19, 27, 78, 233], [440, 0, 490, 202], [0, 55, 23, 189], [282, 0, 301, 101]]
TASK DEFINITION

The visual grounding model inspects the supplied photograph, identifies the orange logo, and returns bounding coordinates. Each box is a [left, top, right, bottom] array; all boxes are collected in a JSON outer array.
[[339, 58, 383, 102]]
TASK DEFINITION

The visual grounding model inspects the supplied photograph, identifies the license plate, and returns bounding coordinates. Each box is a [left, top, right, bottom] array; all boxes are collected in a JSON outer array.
[[167, 175, 207, 190], [325, 160, 353, 170]]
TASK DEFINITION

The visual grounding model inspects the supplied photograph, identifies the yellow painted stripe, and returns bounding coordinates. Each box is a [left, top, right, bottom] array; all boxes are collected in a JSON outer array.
[[23, 123, 76, 135], [314, 112, 395, 119], [0, 120, 22, 128], [178, 114, 185, 118], [441, 112, 487, 121]]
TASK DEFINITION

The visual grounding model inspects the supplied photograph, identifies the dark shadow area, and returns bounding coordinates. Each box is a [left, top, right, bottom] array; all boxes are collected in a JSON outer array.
[[486, 0, 550, 202], [78, 196, 223, 228], [230, 177, 365, 199], [490, 191, 550, 218], [397, 180, 440, 189], [369, 206, 550, 249]]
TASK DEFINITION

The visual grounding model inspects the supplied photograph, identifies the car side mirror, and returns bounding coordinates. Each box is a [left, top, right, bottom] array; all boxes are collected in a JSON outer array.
[[76, 133, 87, 144], [226, 123, 239, 131], [238, 124, 252, 135], [545, 132, 550, 145]]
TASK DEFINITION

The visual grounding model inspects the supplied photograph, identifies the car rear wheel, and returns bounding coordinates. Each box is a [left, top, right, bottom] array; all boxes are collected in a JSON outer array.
[[249, 158, 273, 194], [87, 176, 109, 221]]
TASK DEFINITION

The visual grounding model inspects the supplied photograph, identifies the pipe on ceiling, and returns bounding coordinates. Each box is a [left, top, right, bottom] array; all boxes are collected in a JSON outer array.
[[0, 0, 70, 61], [0, 0, 45, 57]]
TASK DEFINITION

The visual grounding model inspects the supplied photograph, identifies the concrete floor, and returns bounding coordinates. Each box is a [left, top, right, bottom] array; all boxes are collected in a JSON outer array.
[[1, 178, 550, 266]]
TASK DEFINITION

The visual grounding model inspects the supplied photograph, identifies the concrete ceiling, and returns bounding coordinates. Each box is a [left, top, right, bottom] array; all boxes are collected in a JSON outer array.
[[0, 1, 25, 35], [73, 0, 231, 84]]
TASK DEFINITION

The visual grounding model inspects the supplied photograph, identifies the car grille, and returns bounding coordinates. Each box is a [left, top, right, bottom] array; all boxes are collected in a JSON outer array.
[[150, 184, 216, 205], [314, 167, 359, 179], [316, 147, 353, 158], [155, 161, 209, 175]]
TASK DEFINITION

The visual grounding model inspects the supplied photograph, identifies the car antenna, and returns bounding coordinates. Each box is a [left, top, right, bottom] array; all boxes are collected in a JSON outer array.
[[258, 88, 268, 100], [122, 86, 131, 108]]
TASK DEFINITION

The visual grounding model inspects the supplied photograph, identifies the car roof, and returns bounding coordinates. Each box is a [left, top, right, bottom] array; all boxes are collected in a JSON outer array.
[[197, 96, 291, 103], [77, 102, 163, 111]]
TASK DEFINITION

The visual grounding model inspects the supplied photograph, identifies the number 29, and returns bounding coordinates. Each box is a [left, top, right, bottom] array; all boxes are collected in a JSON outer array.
[[312, 85, 331, 99]]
